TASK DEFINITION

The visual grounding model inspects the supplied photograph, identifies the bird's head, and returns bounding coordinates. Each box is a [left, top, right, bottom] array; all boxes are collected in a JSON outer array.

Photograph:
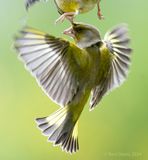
[[63, 22, 101, 48]]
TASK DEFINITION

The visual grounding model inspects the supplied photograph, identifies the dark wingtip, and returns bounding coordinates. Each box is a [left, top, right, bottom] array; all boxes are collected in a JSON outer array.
[[25, 4, 29, 11], [25, 0, 39, 10], [25, 1, 31, 11]]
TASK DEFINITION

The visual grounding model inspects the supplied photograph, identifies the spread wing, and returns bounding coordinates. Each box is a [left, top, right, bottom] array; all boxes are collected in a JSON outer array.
[[90, 24, 132, 110], [14, 27, 87, 107]]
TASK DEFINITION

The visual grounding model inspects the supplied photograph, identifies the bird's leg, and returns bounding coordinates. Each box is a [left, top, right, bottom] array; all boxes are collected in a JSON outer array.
[[55, 12, 76, 24], [97, 0, 104, 20]]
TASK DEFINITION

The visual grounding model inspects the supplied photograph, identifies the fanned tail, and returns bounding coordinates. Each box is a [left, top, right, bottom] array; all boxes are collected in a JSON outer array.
[[35, 106, 79, 153]]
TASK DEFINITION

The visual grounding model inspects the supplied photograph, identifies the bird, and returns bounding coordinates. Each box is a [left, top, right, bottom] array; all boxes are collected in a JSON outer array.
[[14, 22, 132, 153], [25, 0, 104, 23]]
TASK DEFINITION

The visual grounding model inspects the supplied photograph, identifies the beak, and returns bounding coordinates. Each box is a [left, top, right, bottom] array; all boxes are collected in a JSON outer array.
[[63, 27, 75, 38]]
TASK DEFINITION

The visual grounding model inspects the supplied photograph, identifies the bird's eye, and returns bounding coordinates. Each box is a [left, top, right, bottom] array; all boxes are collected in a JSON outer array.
[[76, 28, 84, 33]]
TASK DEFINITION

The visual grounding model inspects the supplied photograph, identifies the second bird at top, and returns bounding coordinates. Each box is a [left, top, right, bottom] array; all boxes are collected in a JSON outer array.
[[25, 0, 104, 23]]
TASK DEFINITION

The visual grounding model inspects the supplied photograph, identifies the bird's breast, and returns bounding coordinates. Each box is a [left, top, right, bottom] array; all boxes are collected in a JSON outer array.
[[96, 45, 112, 85], [85, 44, 112, 87], [55, 0, 79, 13], [78, 0, 98, 13]]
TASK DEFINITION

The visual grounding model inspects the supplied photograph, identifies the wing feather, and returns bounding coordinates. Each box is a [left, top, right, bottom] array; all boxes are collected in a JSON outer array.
[[90, 24, 132, 110], [25, 0, 47, 10], [15, 27, 87, 107]]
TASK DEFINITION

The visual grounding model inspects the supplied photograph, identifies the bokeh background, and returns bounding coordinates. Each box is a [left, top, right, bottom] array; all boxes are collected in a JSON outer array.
[[0, 0, 148, 159]]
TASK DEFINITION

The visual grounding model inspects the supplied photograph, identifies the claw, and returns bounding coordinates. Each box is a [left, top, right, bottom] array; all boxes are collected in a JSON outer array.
[[98, 11, 104, 20]]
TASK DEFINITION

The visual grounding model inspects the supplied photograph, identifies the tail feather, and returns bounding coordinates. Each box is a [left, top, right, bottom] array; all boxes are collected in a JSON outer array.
[[61, 122, 78, 152], [35, 107, 79, 153]]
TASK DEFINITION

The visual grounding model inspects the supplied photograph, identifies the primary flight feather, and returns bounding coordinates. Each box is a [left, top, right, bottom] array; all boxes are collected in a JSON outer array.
[[14, 22, 132, 153]]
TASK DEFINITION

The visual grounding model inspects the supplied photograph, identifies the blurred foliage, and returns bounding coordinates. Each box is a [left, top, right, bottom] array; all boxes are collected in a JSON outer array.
[[0, 0, 148, 159]]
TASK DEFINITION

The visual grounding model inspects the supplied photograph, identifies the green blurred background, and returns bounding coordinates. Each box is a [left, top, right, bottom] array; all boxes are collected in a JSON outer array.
[[0, 0, 148, 159]]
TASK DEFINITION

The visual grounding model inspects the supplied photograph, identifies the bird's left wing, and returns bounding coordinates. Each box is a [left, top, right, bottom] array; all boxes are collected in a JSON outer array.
[[25, 0, 47, 10], [90, 24, 132, 110], [14, 27, 88, 107]]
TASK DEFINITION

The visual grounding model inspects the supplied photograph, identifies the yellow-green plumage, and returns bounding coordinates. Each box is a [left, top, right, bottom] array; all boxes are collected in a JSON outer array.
[[55, 0, 98, 13], [26, 0, 98, 13], [55, 0, 79, 13], [25, 0, 103, 22], [14, 22, 132, 153]]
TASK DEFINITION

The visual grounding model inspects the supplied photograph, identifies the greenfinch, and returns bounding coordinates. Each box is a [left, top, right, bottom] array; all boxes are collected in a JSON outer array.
[[25, 0, 103, 23], [14, 22, 132, 153]]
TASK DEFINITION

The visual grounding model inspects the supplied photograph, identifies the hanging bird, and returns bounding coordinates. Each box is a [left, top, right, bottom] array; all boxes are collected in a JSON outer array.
[[25, 0, 104, 23], [14, 22, 132, 153]]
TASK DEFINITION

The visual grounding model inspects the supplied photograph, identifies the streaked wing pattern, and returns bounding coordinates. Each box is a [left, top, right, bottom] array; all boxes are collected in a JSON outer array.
[[90, 24, 132, 110], [15, 27, 85, 107], [104, 24, 132, 90]]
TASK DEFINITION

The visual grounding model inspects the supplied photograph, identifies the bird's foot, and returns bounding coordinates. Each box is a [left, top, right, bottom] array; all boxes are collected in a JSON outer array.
[[63, 27, 75, 38], [98, 11, 104, 20], [55, 12, 75, 24], [97, 0, 104, 20]]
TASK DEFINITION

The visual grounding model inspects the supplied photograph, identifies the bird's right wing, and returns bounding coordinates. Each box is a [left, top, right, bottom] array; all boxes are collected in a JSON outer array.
[[14, 27, 88, 107], [90, 24, 132, 110]]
